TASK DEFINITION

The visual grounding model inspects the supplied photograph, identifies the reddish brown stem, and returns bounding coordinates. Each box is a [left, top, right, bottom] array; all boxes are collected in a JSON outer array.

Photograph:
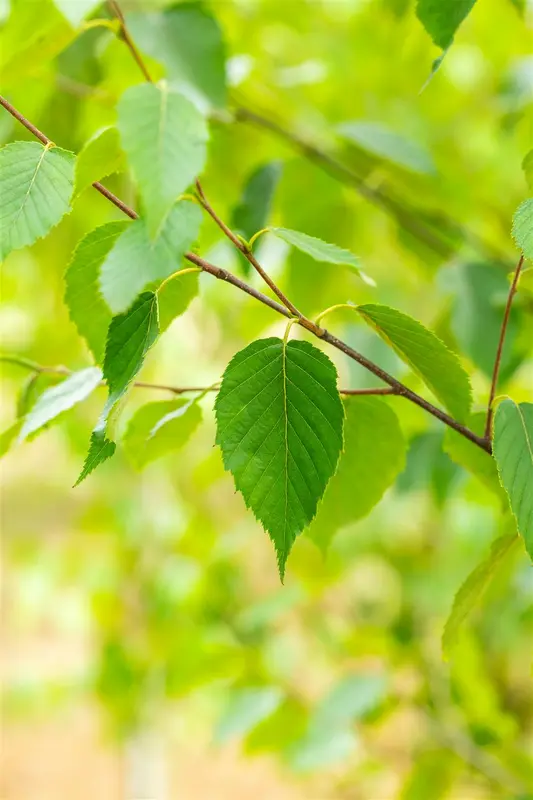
[[108, 0, 153, 84], [485, 254, 525, 438]]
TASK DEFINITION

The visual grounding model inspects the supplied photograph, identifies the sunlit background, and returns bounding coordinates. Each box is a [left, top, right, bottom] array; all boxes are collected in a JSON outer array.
[[1, 0, 533, 797]]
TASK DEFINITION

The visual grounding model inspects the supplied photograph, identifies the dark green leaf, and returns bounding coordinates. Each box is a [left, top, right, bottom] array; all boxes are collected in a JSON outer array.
[[123, 398, 202, 470], [444, 412, 505, 497], [232, 162, 282, 241], [74, 126, 124, 197], [64, 222, 128, 363], [74, 431, 116, 486], [442, 533, 519, 657], [493, 400, 533, 560], [215, 338, 344, 579], [398, 430, 459, 506], [357, 304, 472, 421], [416, 0, 477, 49], [0, 142, 75, 261], [117, 83, 208, 238], [99, 202, 202, 313], [308, 397, 406, 551]]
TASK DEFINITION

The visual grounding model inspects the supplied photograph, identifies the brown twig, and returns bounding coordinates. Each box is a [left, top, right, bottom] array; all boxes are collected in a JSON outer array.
[[108, 0, 153, 84], [485, 253, 525, 438], [0, 95, 491, 454]]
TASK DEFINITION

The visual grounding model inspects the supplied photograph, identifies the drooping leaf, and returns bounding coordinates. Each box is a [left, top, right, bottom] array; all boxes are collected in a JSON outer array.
[[215, 337, 344, 578], [337, 121, 435, 175], [523, 151, 533, 191], [76, 293, 160, 485], [127, 4, 227, 109], [512, 198, 533, 260], [74, 127, 125, 197], [289, 727, 358, 772], [442, 533, 519, 657], [123, 398, 202, 470], [268, 227, 374, 285], [356, 304, 472, 421], [0, 421, 23, 459], [308, 397, 405, 551], [64, 222, 129, 363], [214, 687, 283, 745], [444, 412, 505, 497], [312, 673, 388, 729], [157, 271, 199, 332], [19, 367, 102, 440], [398, 430, 459, 507], [493, 400, 533, 560], [74, 431, 116, 486], [117, 83, 208, 238], [0, 142, 75, 261], [232, 162, 283, 241], [99, 202, 202, 313], [416, 0, 477, 50]]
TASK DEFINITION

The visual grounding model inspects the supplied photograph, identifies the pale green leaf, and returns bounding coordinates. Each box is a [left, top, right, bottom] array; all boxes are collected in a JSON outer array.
[[214, 687, 283, 744], [157, 271, 199, 333], [416, 0, 477, 49], [117, 83, 208, 238], [308, 397, 405, 551], [493, 400, 533, 560], [357, 304, 472, 421], [19, 367, 102, 440], [442, 533, 519, 657], [232, 162, 282, 241], [268, 227, 374, 285], [99, 202, 202, 313], [74, 127, 125, 198], [523, 150, 533, 191], [512, 198, 533, 260], [312, 673, 388, 729], [52, 0, 101, 27], [64, 222, 128, 363], [337, 121, 435, 175], [444, 412, 505, 497], [123, 398, 202, 470], [215, 338, 344, 579], [0, 142, 75, 261], [74, 431, 116, 487], [127, 4, 227, 108], [289, 728, 358, 772]]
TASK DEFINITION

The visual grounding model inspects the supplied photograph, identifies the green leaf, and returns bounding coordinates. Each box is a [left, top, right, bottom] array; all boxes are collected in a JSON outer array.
[[268, 227, 374, 285], [512, 198, 533, 260], [52, 0, 101, 27], [214, 687, 283, 745], [416, 0, 477, 49], [312, 673, 388, 729], [19, 367, 102, 440], [127, 4, 227, 109], [523, 151, 533, 191], [74, 431, 116, 486], [0, 421, 23, 459], [99, 202, 202, 313], [308, 397, 405, 551], [0, 142, 75, 261], [289, 728, 358, 772], [356, 304, 472, 421], [64, 222, 128, 364], [76, 293, 160, 485], [215, 338, 344, 579], [337, 121, 435, 175], [157, 271, 199, 333], [493, 400, 533, 560], [444, 412, 505, 497], [117, 83, 208, 239], [74, 127, 125, 198], [398, 430, 459, 507], [442, 533, 519, 657], [232, 162, 282, 241], [123, 398, 202, 470]]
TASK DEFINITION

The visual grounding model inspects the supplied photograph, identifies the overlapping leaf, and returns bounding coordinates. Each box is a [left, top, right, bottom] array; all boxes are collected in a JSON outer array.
[[99, 202, 202, 313], [123, 398, 202, 470], [512, 198, 533, 260], [444, 412, 505, 498], [74, 127, 125, 197], [493, 400, 533, 560], [308, 397, 406, 551], [356, 304, 472, 421], [233, 162, 282, 241], [117, 83, 208, 238], [64, 222, 129, 363], [215, 337, 344, 578], [0, 142, 75, 261], [157, 271, 199, 332]]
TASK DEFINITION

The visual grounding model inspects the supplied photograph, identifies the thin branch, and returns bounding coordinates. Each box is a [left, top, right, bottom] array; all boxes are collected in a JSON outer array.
[[195, 180, 303, 319], [485, 253, 525, 438], [108, 0, 153, 84], [0, 95, 491, 454]]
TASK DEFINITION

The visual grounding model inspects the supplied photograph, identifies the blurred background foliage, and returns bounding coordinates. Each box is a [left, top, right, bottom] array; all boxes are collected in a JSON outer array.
[[1, 0, 533, 797]]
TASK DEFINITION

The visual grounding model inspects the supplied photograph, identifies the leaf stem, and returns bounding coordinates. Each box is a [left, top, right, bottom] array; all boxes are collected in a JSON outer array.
[[108, 0, 153, 84], [315, 303, 356, 326], [485, 253, 525, 438], [156, 267, 201, 294], [0, 96, 491, 454]]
